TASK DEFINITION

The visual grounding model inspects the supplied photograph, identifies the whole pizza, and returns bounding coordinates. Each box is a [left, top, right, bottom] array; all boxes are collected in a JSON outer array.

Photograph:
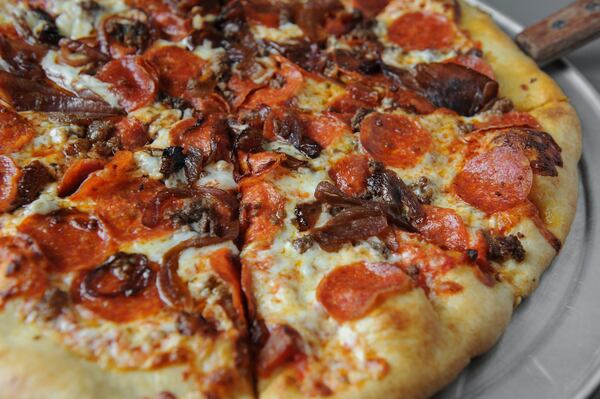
[[0, 0, 582, 398]]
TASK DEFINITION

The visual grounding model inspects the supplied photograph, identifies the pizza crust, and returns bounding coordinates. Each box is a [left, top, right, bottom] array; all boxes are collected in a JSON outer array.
[[0, 301, 254, 399]]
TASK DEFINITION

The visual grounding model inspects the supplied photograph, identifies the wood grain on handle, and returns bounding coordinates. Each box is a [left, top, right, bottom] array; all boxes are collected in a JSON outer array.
[[515, 0, 600, 66]]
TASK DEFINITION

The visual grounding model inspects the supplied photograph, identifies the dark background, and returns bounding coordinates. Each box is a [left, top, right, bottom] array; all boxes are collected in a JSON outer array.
[[484, 1, 600, 397]]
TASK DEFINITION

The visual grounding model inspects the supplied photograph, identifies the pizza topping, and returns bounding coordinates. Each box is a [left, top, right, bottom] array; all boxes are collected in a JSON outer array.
[[493, 128, 563, 177], [144, 45, 207, 100], [388, 12, 456, 51], [410, 63, 498, 116], [0, 33, 46, 80], [267, 109, 321, 158], [447, 53, 495, 80], [72, 253, 162, 322], [0, 156, 21, 213], [474, 111, 540, 131], [293, 202, 322, 232], [454, 146, 533, 214], [311, 207, 389, 252], [142, 187, 239, 239], [316, 262, 411, 321], [159, 146, 186, 176], [0, 235, 48, 305], [0, 71, 121, 114], [328, 154, 370, 196], [170, 115, 231, 163], [101, 15, 153, 57], [484, 232, 526, 262], [97, 56, 158, 111], [352, 0, 390, 18], [18, 209, 113, 273], [409, 176, 435, 205], [115, 117, 150, 150], [34, 287, 69, 321], [257, 324, 302, 378], [57, 158, 106, 197], [244, 57, 304, 108], [58, 38, 109, 71], [240, 181, 285, 248], [294, 0, 353, 42], [81, 252, 153, 299], [360, 113, 431, 168], [0, 106, 36, 155], [12, 160, 55, 209], [415, 205, 469, 251], [176, 311, 218, 336], [242, 0, 286, 28]]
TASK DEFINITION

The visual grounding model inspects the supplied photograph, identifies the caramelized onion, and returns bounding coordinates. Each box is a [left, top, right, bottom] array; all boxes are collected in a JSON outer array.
[[58, 38, 109, 69], [0, 71, 123, 114], [82, 252, 153, 299]]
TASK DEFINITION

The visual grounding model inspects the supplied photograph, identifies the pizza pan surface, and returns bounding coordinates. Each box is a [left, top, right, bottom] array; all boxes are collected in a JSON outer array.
[[434, 2, 600, 398]]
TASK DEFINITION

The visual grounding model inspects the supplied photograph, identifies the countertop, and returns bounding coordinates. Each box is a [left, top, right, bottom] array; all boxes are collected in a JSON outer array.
[[483, 1, 600, 397]]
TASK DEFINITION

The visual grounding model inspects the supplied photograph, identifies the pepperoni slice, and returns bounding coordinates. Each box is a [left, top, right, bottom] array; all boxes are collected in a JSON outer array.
[[144, 45, 206, 99], [242, 151, 287, 177], [240, 181, 285, 248], [360, 113, 432, 169], [415, 205, 469, 251], [301, 112, 349, 148], [352, 0, 389, 18], [18, 209, 114, 273], [454, 146, 533, 214], [152, 12, 192, 41], [71, 253, 162, 322], [0, 106, 35, 155], [57, 158, 106, 198], [209, 248, 245, 326], [244, 58, 304, 108], [473, 111, 541, 131], [257, 325, 302, 378], [242, 0, 283, 28], [97, 56, 158, 111], [0, 235, 48, 304], [388, 12, 456, 51], [317, 262, 411, 322], [169, 114, 231, 161], [0, 156, 21, 212], [329, 82, 379, 114], [447, 54, 495, 80], [228, 75, 265, 109], [71, 151, 169, 242], [328, 154, 370, 196], [115, 117, 149, 150]]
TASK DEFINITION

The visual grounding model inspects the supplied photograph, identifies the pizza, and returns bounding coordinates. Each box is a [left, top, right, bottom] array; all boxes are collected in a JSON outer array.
[[0, 0, 581, 398]]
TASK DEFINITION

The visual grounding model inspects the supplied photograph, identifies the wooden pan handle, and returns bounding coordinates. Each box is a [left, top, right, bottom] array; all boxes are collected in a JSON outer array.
[[515, 0, 600, 66]]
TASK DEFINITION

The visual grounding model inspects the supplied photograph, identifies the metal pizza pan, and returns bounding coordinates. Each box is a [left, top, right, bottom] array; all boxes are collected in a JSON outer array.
[[434, 2, 600, 398]]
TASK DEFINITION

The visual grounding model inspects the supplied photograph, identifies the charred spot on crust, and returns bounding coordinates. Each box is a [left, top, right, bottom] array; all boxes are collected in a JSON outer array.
[[485, 232, 526, 262]]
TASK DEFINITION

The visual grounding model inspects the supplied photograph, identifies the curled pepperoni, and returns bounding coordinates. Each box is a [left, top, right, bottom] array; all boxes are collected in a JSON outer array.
[[360, 113, 431, 169], [316, 262, 411, 322], [209, 248, 246, 326], [454, 146, 533, 214], [244, 58, 304, 108], [18, 209, 114, 273], [0, 156, 21, 212], [301, 112, 349, 148], [447, 54, 495, 80], [0, 106, 35, 155], [328, 154, 370, 196], [240, 181, 285, 248], [415, 205, 469, 251], [388, 12, 455, 51], [0, 235, 48, 304], [57, 158, 106, 198], [115, 116, 150, 150], [352, 0, 390, 18], [72, 253, 162, 322], [242, 0, 283, 28], [170, 114, 231, 162], [474, 111, 541, 131], [228, 75, 265, 109], [71, 151, 168, 242], [97, 56, 158, 111], [144, 45, 206, 99], [152, 12, 192, 41]]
